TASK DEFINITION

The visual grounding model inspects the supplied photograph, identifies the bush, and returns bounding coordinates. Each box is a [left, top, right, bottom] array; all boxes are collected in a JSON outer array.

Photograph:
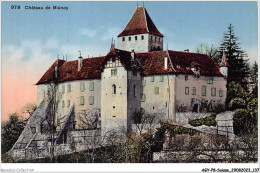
[[247, 98, 258, 128], [189, 114, 217, 127], [229, 97, 246, 111], [233, 109, 248, 136]]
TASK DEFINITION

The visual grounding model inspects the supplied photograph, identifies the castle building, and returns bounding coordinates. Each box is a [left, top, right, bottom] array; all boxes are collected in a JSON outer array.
[[10, 6, 228, 159]]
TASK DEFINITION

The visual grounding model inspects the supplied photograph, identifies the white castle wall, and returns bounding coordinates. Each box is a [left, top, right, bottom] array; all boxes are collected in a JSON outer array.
[[175, 74, 227, 111], [117, 33, 163, 53], [101, 66, 128, 137], [141, 74, 175, 122]]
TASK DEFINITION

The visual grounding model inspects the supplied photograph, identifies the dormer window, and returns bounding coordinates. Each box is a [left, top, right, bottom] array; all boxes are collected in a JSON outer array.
[[122, 37, 125, 41]]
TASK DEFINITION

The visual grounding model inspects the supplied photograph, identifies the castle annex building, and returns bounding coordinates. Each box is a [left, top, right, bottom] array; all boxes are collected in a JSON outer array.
[[10, 6, 228, 159]]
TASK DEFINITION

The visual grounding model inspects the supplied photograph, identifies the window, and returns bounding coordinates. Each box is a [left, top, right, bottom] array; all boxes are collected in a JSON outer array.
[[62, 100, 65, 108], [135, 36, 137, 40], [159, 76, 164, 82], [151, 36, 153, 41], [150, 76, 154, 82], [89, 96, 94, 105], [155, 37, 157, 42], [167, 88, 170, 93], [133, 85, 136, 96], [207, 77, 213, 84], [219, 90, 223, 97], [122, 37, 125, 41], [112, 84, 116, 94], [89, 82, 94, 91], [202, 85, 206, 96], [129, 37, 131, 41], [67, 84, 71, 93], [185, 87, 189, 95], [192, 87, 196, 95], [80, 83, 85, 92], [142, 80, 146, 86], [67, 100, 70, 107], [133, 70, 137, 76], [141, 35, 144, 40], [62, 85, 65, 94], [141, 94, 146, 102], [154, 87, 159, 95], [159, 38, 161, 42], [185, 75, 188, 81], [211, 87, 216, 97], [80, 96, 85, 105], [111, 69, 117, 77]]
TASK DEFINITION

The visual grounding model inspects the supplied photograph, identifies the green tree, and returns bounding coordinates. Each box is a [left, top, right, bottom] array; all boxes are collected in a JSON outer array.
[[227, 81, 249, 107], [219, 24, 250, 90], [1, 113, 25, 154]]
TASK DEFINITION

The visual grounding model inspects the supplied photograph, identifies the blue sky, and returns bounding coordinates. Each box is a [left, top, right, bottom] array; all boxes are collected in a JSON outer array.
[[1, 1, 258, 121], [2, 1, 258, 62]]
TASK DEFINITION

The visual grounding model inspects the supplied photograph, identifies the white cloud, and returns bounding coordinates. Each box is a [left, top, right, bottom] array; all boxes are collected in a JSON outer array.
[[80, 28, 97, 38], [101, 27, 121, 41]]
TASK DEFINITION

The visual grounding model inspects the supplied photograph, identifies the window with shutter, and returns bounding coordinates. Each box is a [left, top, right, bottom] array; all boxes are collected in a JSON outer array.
[[150, 76, 154, 82], [192, 87, 196, 95], [185, 87, 189, 95], [89, 96, 94, 105], [67, 100, 70, 107], [202, 85, 206, 96], [67, 84, 71, 93], [159, 76, 164, 82], [89, 82, 94, 91], [141, 94, 146, 102], [167, 88, 170, 93], [211, 87, 216, 97], [62, 85, 65, 94], [154, 87, 159, 95], [219, 90, 223, 97], [80, 96, 85, 105], [80, 83, 85, 92], [142, 80, 146, 86]]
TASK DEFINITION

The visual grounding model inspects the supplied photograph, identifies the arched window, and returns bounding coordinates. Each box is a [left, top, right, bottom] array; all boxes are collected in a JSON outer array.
[[112, 84, 116, 94]]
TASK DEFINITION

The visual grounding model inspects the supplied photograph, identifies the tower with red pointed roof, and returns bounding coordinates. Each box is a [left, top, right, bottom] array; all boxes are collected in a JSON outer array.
[[219, 51, 228, 78], [117, 6, 164, 53]]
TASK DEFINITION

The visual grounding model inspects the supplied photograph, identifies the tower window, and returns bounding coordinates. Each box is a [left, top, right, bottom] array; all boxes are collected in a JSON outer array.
[[155, 37, 157, 43], [112, 84, 116, 94], [129, 37, 131, 41], [141, 35, 144, 40], [159, 38, 161, 42], [122, 37, 125, 41], [135, 36, 137, 40], [151, 36, 153, 41], [111, 69, 117, 77], [133, 85, 136, 96]]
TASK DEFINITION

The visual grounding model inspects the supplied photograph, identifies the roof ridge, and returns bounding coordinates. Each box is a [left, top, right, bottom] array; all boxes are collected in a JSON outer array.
[[143, 7, 149, 33]]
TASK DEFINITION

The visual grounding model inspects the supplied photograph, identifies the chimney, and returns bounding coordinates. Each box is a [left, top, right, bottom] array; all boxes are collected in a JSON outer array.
[[131, 49, 135, 61], [164, 57, 168, 70], [78, 56, 83, 71]]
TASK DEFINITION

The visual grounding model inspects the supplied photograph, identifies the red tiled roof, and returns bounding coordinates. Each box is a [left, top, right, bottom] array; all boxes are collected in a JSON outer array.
[[36, 56, 105, 85], [136, 50, 223, 77], [37, 50, 223, 85], [220, 51, 229, 67], [118, 7, 163, 37]]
